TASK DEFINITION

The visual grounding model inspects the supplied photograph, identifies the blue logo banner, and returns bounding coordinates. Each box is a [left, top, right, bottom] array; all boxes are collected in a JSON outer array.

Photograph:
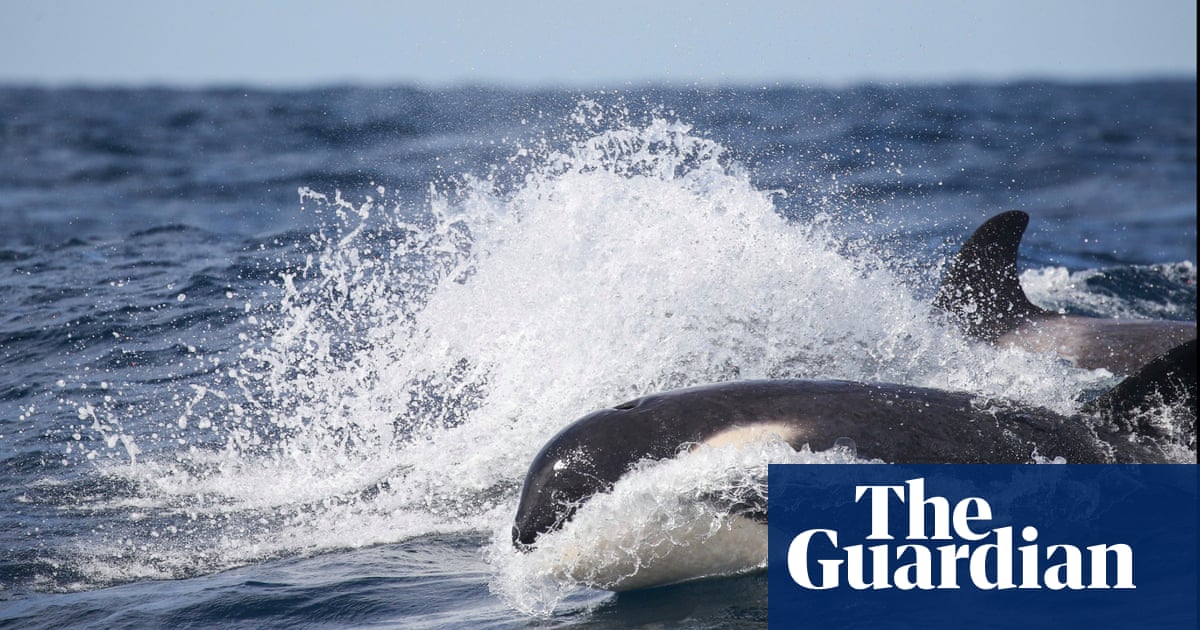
[[767, 465, 1197, 629]]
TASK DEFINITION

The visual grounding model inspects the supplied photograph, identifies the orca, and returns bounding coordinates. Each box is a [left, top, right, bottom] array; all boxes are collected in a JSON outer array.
[[512, 341, 1195, 589], [933, 210, 1196, 374]]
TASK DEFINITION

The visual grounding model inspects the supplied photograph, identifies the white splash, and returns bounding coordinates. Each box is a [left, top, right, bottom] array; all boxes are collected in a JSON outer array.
[[1020, 262, 1197, 320], [488, 441, 864, 616], [70, 107, 1118, 589]]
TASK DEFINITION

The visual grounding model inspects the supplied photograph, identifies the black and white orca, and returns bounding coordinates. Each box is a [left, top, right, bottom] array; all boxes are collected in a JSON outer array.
[[511, 340, 1195, 590]]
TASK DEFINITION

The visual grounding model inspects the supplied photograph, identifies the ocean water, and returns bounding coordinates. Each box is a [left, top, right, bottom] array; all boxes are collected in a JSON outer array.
[[0, 81, 1195, 628]]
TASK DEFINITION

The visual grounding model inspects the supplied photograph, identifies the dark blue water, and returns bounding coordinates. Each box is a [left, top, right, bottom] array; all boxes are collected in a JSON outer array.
[[0, 81, 1195, 628]]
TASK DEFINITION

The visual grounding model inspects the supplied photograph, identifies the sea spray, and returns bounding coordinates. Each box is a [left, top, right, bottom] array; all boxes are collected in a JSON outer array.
[[1020, 262, 1197, 321], [488, 440, 865, 616], [66, 108, 1111, 590]]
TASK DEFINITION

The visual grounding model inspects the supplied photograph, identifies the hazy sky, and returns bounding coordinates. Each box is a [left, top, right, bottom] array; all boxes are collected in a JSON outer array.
[[1, 0, 1195, 87]]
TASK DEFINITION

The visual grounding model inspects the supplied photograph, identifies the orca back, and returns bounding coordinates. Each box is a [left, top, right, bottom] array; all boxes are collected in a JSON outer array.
[[1083, 338, 1198, 436]]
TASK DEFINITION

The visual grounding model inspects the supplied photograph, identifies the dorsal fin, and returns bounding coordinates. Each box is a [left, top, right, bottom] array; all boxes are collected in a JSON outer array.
[[933, 211, 1048, 341], [1083, 339, 1197, 432]]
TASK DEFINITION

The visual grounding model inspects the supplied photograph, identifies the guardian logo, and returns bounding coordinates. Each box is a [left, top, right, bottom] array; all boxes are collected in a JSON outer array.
[[767, 465, 1196, 629], [787, 478, 1133, 591]]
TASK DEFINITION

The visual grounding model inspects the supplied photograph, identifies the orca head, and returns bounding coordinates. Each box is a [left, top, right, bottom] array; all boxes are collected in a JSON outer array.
[[511, 421, 610, 550], [934, 211, 1048, 340]]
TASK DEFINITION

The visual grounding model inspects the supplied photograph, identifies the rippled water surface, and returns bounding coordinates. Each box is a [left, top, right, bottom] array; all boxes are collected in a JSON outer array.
[[0, 82, 1195, 628]]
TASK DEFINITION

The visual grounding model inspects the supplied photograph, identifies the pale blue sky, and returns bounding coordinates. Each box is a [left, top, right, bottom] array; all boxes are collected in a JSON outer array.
[[1, 0, 1195, 87]]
